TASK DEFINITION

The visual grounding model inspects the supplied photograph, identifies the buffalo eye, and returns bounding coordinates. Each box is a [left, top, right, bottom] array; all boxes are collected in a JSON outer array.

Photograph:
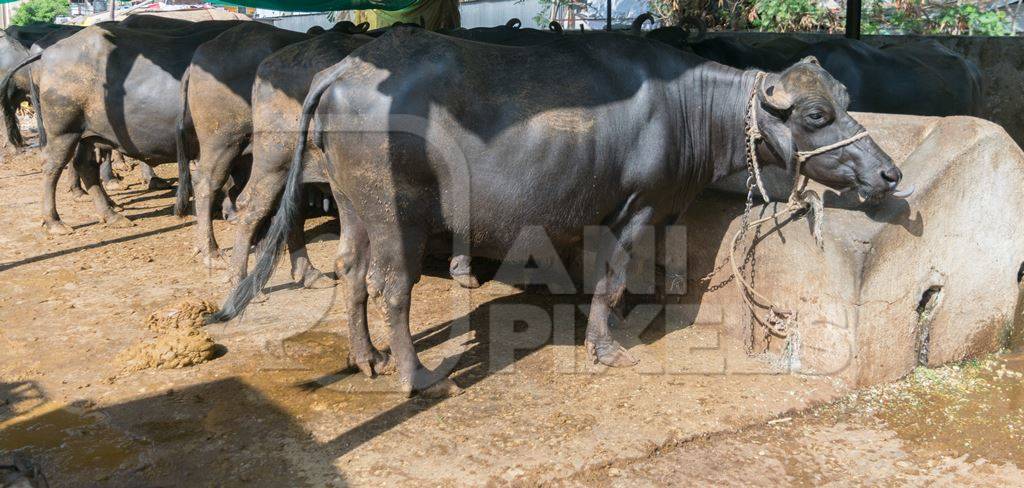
[[804, 109, 832, 128]]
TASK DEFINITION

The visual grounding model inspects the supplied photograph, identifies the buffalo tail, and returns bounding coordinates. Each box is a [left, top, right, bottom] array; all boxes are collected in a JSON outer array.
[[174, 66, 194, 217], [208, 58, 351, 324]]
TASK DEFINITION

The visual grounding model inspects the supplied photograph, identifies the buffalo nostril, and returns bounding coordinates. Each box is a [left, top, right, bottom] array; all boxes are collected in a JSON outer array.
[[881, 167, 901, 184]]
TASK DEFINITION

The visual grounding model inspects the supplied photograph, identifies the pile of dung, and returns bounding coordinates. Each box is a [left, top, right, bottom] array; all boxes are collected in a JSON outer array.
[[143, 298, 217, 333], [117, 298, 220, 373]]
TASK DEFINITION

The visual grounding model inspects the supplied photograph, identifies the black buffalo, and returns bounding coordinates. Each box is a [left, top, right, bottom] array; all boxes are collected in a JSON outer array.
[[176, 22, 314, 271], [3, 23, 66, 48], [1, 25, 119, 195], [3, 20, 244, 234], [795, 38, 981, 116], [1, 18, 205, 189], [645, 25, 981, 116], [1, 15, 205, 150], [226, 31, 375, 291], [214, 28, 907, 395], [175, 21, 368, 277], [225, 21, 569, 293]]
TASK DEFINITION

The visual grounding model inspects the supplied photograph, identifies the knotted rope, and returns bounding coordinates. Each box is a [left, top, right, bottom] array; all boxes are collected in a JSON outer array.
[[728, 71, 869, 338]]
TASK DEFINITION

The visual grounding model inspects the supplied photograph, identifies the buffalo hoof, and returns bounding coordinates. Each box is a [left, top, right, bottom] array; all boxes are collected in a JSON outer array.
[[104, 178, 126, 191], [102, 213, 134, 228], [146, 177, 172, 191], [202, 253, 229, 270], [348, 350, 395, 378], [586, 339, 638, 368], [43, 220, 74, 235], [106, 198, 124, 213], [402, 371, 462, 398], [302, 269, 336, 289], [452, 273, 480, 289]]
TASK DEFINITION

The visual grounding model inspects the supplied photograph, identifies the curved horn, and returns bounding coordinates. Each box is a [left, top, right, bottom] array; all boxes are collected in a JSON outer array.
[[757, 74, 793, 112], [892, 184, 915, 198], [549, 21, 563, 33], [506, 18, 521, 29], [631, 13, 654, 34], [678, 16, 707, 42]]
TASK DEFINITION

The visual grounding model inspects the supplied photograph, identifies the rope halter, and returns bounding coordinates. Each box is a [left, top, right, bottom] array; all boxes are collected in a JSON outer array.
[[729, 71, 872, 339]]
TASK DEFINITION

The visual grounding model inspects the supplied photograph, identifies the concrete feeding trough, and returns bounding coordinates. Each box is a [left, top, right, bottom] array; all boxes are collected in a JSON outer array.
[[676, 113, 1024, 387]]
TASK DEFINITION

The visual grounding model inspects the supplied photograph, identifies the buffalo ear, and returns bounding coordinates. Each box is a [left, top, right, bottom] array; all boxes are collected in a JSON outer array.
[[758, 74, 793, 112], [801, 55, 821, 66]]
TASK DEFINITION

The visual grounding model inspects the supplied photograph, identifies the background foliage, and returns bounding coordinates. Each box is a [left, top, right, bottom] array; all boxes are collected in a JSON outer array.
[[12, 0, 70, 26], [646, 0, 1016, 35]]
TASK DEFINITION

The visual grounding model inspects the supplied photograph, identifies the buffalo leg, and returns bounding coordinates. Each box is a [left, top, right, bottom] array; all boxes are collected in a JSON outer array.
[[40, 134, 83, 234], [192, 147, 237, 269], [449, 254, 479, 288], [335, 191, 392, 377], [94, 151, 121, 211], [73, 144, 132, 229], [286, 200, 333, 289], [367, 225, 458, 397], [221, 160, 250, 223], [228, 183, 268, 285], [229, 161, 327, 287], [220, 192, 238, 223], [98, 150, 125, 191], [583, 208, 652, 368], [141, 163, 171, 190], [62, 162, 87, 200]]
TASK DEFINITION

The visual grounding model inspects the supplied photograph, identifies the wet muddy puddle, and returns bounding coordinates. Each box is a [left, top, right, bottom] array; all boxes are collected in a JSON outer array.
[[0, 403, 140, 480]]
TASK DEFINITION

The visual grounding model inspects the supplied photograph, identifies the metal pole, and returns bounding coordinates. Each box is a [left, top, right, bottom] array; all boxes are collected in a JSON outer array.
[[606, 0, 612, 31], [111, 0, 116, 21], [845, 0, 861, 39]]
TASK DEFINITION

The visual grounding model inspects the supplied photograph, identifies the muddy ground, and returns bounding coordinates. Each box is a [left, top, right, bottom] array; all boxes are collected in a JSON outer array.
[[0, 145, 1022, 486]]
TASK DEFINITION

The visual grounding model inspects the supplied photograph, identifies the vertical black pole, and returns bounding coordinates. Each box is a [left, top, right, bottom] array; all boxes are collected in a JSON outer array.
[[845, 0, 862, 39], [606, 0, 612, 31]]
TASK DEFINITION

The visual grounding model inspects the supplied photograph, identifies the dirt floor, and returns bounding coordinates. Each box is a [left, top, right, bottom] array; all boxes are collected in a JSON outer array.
[[564, 355, 1024, 486], [1, 144, 1022, 486]]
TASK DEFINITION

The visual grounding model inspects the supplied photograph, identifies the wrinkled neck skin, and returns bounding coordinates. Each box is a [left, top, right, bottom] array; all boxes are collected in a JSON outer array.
[[674, 66, 787, 189]]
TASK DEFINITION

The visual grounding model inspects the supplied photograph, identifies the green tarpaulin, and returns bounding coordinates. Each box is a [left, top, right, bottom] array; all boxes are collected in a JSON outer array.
[[0, 1, 419, 12], [212, 0, 417, 11]]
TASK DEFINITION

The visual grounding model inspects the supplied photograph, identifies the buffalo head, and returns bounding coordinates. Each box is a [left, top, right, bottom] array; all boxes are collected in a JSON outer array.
[[757, 57, 912, 201]]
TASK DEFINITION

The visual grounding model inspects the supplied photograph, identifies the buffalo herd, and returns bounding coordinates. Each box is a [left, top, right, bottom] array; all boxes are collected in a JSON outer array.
[[1, 14, 961, 394]]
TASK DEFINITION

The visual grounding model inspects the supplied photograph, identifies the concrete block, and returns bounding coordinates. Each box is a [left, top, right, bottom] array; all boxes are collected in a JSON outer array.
[[686, 114, 1024, 387]]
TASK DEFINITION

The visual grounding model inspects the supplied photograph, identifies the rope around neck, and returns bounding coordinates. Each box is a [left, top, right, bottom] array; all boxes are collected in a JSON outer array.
[[728, 72, 870, 339]]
